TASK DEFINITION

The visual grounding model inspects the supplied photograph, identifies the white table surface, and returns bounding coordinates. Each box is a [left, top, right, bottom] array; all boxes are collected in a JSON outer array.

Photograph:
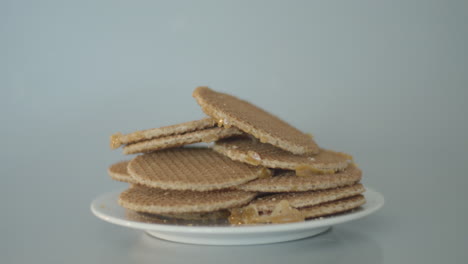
[[2, 1, 467, 263]]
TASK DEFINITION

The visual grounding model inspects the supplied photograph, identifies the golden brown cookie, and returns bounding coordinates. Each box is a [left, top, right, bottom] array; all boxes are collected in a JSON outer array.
[[193, 87, 319, 155], [237, 164, 362, 192], [107, 161, 135, 183], [128, 148, 262, 191], [213, 137, 352, 172], [125, 209, 230, 224], [229, 195, 366, 224], [250, 184, 365, 212], [110, 117, 217, 149], [301, 195, 366, 219], [123, 127, 243, 154], [119, 185, 257, 214]]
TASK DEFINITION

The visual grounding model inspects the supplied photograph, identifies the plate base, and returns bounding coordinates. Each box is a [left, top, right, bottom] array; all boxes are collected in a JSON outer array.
[[145, 226, 331, 245]]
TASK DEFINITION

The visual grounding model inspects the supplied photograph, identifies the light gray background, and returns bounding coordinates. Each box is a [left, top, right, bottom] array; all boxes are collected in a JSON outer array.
[[2, 0, 467, 263]]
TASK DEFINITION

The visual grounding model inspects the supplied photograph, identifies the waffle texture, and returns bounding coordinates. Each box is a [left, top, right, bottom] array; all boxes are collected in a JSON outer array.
[[238, 164, 362, 192], [193, 87, 319, 155], [128, 148, 261, 191], [119, 185, 257, 214], [250, 184, 365, 212], [123, 127, 243, 154], [214, 137, 352, 171]]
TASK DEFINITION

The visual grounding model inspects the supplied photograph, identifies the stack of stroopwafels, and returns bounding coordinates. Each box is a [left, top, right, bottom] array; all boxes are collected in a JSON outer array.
[[108, 87, 366, 225]]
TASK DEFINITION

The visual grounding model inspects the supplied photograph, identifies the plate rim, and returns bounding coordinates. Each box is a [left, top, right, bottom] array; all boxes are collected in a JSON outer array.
[[91, 186, 384, 234]]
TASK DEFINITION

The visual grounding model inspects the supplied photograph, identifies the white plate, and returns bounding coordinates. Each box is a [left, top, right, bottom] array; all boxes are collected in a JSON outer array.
[[91, 187, 384, 245]]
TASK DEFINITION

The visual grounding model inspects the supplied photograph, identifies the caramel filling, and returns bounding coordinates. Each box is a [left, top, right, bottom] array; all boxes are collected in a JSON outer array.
[[245, 151, 262, 165], [267, 200, 305, 224], [229, 200, 305, 225], [217, 118, 232, 128], [295, 165, 335, 176], [229, 205, 259, 225], [256, 167, 273, 179]]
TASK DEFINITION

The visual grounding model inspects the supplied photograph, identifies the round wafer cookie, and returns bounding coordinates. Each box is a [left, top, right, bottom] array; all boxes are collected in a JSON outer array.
[[126, 210, 230, 223], [192, 87, 319, 155], [128, 148, 262, 191], [300, 195, 366, 219], [110, 117, 216, 149], [229, 194, 366, 224], [119, 185, 257, 214], [123, 127, 243, 154], [157, 210, 230, 221], [237, 164, 362, 192], [250, 184, 365, 212], [213, 138, 352, 172], [107, 161, 135, 183]]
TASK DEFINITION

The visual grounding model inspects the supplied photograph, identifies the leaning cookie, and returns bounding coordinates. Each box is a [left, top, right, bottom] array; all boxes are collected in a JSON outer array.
[[193, 87, 319, 155]]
